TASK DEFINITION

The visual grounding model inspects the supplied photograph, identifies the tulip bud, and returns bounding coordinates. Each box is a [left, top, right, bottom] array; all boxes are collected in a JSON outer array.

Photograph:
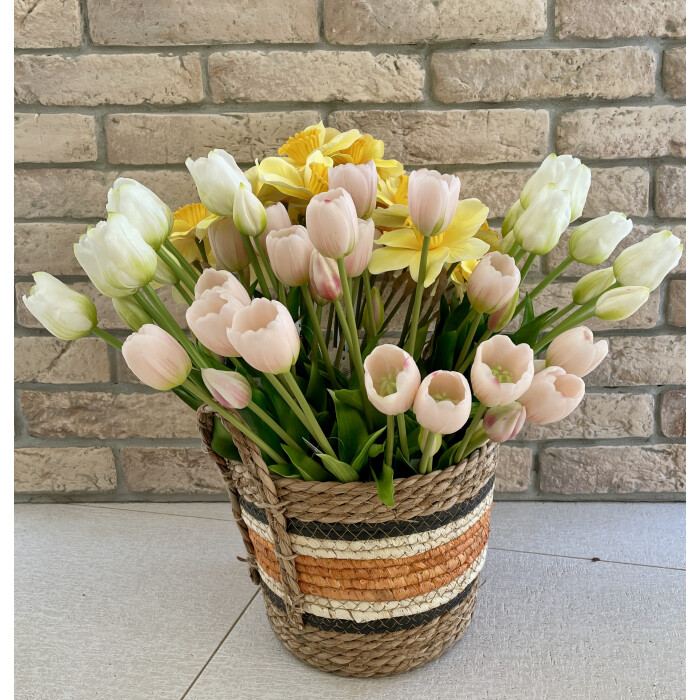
[[153, 255, 179, 286], [328, 160, 378, 219], [513, 185, 571, 255], [595, 286, 650, 321], [407, 169, 460, 237], [364, 345, 421, 415], [572, 267, 616, 305], [207, 217, 250, 273], [558, 161, 591, 222], [482, 403, 526, 443], [185, 149, 250, 218], [613, 230, 683, 290], [22, 272, 97, 340], [233, 184, 267, 237], [519, 366, 585, 425], [500, 231, 516, 254], [259, 203, 292, 255], [467, 252, 521, 314], [545, 326, 608, 378], [501, 201, 524, 236], [122, 325, 191, 391], [362, 286, 385, 330], [306, 188, 359, 259], [112, 296, 151, 332], [309, 250, 343, 302], [106, 178, 173, 250], [419, 427, 442, 456], [344, 218, 375, 277], [568, 212, 632, 265], [202, 368, 252, 410], [487, 291, 518, 332], [267, 225, 314, 287], [413, 371, 472, 435], [74, 214, 158, 298]]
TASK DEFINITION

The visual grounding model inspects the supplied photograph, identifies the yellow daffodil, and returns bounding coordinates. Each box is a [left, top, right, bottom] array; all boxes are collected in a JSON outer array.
[[377, 174, 409, 207], [451, 223, 504, 296], [170, 203, 215, 264], [369, 199, 490, 286], [333, 133, 403, 179], [278, 121, 360, 167]]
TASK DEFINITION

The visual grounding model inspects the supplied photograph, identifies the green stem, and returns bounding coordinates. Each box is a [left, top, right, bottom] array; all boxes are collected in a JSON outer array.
[[92, 326, 122, 350], [515, 255, 573, 316], [458, 328, 492, 373], [324, 305, 334, 348], [519, 252, 537, 283], [195, 239, 210, 267], [157, 249, 196, 294], [455, 404, 487, 464], [419, 432, 436, 474], [281, 372, 337, 457], [405, 235, 431, 358], [533, 306, 596, 353], [163, 240, 200, 282], [241, 236, 271, 298], [245, 399, 302, 453], [254, 236, 280, 299], [385, 414, 394, 471], [174, 281, 194, 304], [513, 247, 526, 263], [301, 285, 339, 388], [396, 413, 409, 460], [455, 312, 482, 370], [546, 301, 577, 328], [362, 270, 377, 337]]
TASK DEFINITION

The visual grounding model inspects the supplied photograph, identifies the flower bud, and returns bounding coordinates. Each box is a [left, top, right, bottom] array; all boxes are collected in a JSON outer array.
[[595, 286, 650, 321], [309, 250, 343, 302], [22, 272, 97, 340], [112, 296, 151, 332], [613, 229, 683, 290], [306, 188, 359, 259], [482, 403, 526, 443], [233, 184, 267, 237], [362, 286, 385, 330], [487, 291, 518, 332], [568, 212, 632, 265], [413, 371, 472, 435], [259, 203, 292, 255], [74, 214, 158, 298], [153, 255, 179, 286], [419, 427, 442, 456], [267, 225, 314, 287], [467, 252, 521, 314], [545, 326, 608, 378], [519, 366, 584, 425], [185, 149, 250, 218], [202, 368, 252, 410], [106, 178, 173, 250], [328, 160, 378, 219], [572, 267, 616, 305], [122, 325, 191, 391], [500, 231, 516, 254], [344, 218, 375, 277], [207, 217, 250, 273], [407, 169, 460, 237], [513, 185, 571, 255], [501, 201, 524, 236], [364, 344, 421, 415]]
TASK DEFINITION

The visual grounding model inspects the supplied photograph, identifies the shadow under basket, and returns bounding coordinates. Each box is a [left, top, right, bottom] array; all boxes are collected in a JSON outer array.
[[198, 407, 498, 678]]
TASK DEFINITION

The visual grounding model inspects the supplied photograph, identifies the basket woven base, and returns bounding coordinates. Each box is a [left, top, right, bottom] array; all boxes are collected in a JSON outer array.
[[263, 578, 478, 678]]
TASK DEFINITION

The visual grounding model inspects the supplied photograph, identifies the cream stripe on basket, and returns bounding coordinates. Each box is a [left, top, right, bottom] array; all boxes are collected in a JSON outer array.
[[241, 489, 492, 561]]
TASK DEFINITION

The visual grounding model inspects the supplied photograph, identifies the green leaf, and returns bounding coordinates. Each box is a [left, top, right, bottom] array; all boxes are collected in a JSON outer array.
[[368, 443, 384, 459], [350, 426, 387, 472], [306, 360, 327, 413], [329, 390, 369, 463], [282, 445, 332, 482], [332, 389, 364, 412], [318, 454, 359, 483], [260, 374, 308, 444], [266, 463, 301, 479], [509, 306, 559, 347], [431, 330, 458, 371], [371, 463, 395, 507], [437, 443, 460, 471], [211, 417, 241, 461]]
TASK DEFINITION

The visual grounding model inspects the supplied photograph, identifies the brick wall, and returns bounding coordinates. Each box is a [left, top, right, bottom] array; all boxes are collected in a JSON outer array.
[[14, 0, 685, 501]]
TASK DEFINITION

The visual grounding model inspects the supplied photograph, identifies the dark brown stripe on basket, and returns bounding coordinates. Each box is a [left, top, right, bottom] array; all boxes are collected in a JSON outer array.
[[240, 475, 494, 541], [260, 576, 478, 635]]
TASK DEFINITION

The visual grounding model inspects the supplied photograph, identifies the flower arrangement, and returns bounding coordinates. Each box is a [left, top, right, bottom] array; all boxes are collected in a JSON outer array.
[[23, 122, 682, 506]]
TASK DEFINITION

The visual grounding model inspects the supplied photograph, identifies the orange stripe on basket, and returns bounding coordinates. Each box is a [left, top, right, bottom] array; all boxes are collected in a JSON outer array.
[[249, 507, 491, 602]]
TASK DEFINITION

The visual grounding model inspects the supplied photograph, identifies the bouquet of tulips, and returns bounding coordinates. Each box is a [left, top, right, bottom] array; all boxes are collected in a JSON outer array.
[[22, 122, 682, 505]]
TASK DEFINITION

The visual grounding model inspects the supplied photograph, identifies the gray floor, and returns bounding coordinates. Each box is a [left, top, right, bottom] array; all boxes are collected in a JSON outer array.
[[15, 502, 685, 699]]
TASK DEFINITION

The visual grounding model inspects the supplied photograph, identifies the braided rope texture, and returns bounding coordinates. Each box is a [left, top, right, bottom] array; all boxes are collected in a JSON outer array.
[[197, 406, 497, 676]]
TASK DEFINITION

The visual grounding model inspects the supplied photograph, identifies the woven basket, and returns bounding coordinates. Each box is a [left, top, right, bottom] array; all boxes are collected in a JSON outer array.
[[198, 406, 497, 678]]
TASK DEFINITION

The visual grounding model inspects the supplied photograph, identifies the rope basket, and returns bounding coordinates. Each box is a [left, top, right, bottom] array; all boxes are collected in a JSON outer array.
[[198, 406, 498, 677]]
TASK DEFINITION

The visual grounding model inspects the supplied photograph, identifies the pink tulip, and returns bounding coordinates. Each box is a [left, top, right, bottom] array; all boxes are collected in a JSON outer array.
[[407, 169, 460, 237], [487, 292, 518, 332], [227, 298, 300, 374], [363, 344, 421, 415], [519, 366, 585, 424], [328, 161, 378, 219], [267, 225, 314, 287], [305, 188, 358, 259], [413, 371, 472, 435], [122, 324, 191, 391], [545, 326, 608, 378], [309, 249, 343, 302], [194, 268, 250, 304], [207, 217, 249, 273], [259, 203, 292, 255], [482, 403, 526, 443], [467, 252, 521, 314], [186, 286, 247, 357], [471, 335, 534, 407], [344, 218, 375, 278], [202, 368, 252, 410]]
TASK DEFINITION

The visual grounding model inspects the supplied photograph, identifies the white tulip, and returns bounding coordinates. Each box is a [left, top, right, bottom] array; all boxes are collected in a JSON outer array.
[[74, 214, 158, 298], [106, 178, 173, 250], [569, 212, 633, 265], [572, 267, 616, 305], [613, 230, 683, 291], [595, 286, 650, 321], [22, 272, 97, 340], [513, 185, 571, 255], [501, 200, 524, 236], [112, 296, 151, 332], [185, 149, 250, 218], [232, 183, 267, 237]]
